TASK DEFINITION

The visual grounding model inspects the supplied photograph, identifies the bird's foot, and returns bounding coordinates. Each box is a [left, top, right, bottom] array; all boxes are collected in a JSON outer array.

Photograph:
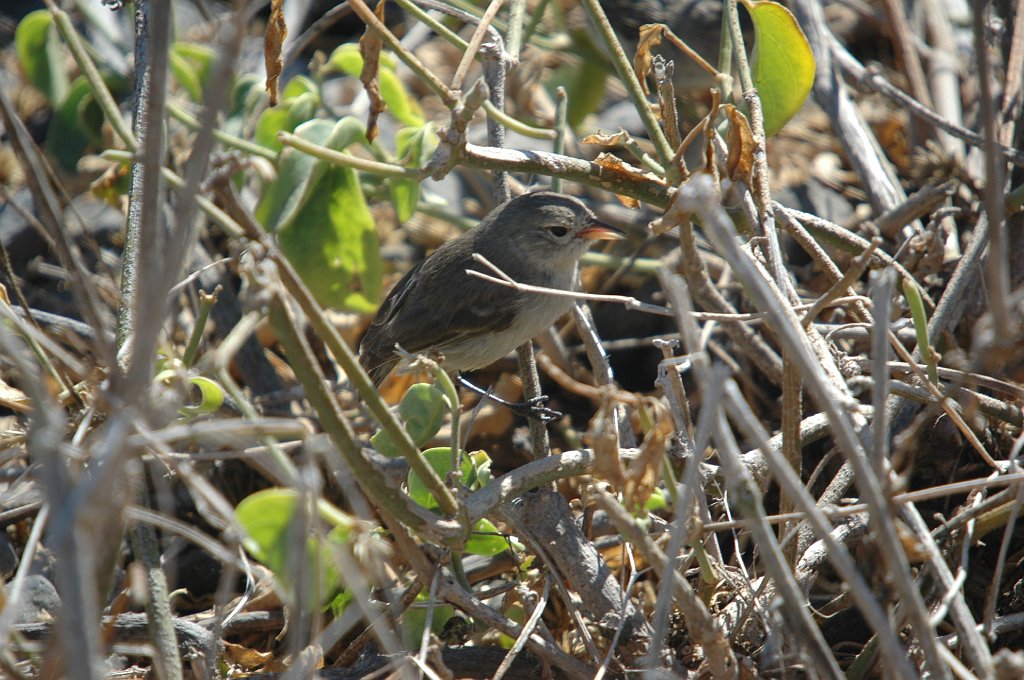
[[456, 376, 563, 423], [506, 395, 562, 423]]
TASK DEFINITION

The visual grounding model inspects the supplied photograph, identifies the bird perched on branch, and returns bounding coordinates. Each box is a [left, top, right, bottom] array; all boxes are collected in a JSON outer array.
[[358, 191, 623, 391]]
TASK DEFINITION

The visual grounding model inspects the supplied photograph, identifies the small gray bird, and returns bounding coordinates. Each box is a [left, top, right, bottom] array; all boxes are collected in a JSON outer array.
[[359, 191, 623, 386]]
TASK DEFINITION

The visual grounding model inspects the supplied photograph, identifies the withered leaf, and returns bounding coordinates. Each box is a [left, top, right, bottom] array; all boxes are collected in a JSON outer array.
[[723, 104, 755, 182], [263, 0, 287, 106], [593, 152, 664, 184], [358, 0, 388, 142], [634, 23, 667, 96], [582, 129, 633, 147]]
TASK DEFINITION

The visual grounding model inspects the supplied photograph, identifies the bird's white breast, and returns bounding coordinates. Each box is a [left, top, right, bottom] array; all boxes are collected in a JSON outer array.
[[442, 267, 578, 371]]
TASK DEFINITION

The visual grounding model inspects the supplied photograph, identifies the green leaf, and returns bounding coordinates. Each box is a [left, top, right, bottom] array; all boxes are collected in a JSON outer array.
[[740, 0, 815, 136], [559, 58, 609, 129], [15, 10, 69, 105], [283, 75, 319, 101], [326, 43, 423, 126], [268, 117, 382, 311], [256, 119, 334, 230], [388, 124, 437, 222], [328, 42, 397, 74], [465, 450, 493, 489], [170, 42, 216, 102], [644, 488, 670, 512], [45, 75, 104, 171], [902, 277, 938, 384], [401, 592, 454, 648], [255, 118, 382, 310], [236, 488, 304, 575], [370, 382, 449, 457], [407, 447, 473, 510], [235, 489, 355, 606], [254, 91, 319, 151], [179, 376, 225, 417], [378, 69, 423, 127], [464, 518, 510, 556]]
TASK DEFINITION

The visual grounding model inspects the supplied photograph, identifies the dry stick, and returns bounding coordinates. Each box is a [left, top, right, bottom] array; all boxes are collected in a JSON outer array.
[[983, 436, 1024, 636], [648, 278, 729, 665], [832, 43, 1024, 168], [800, 239, 880, 328], [676, 219, 784, 380], [903, 506, 995, 674], [0, 324, 105, 679], [973, 1, 1012, 340], [712, 380, 846, 680], [500, 495, 607, 665], [589, 486, 739, 679], [777, 205, 999, 545], [873, 180, 957, 241], [389, 480, 591, 680], [461, 143, 671, 206], [789, 0, 908, 215], [451, 0, 504, 90], [491, 577, 550, 680], [776, 205, 930, 305], [680, 175, 949, 678], [879, 0, 935, 116], [111, 2, 184, 676], [726, 0, 809, 546], [437, 577, 594, 680], [702, 471, 1024, 533], [573, 304, 635, 447], [878, 270, 990, 670], [870, 269, 895, 477], [504, 0, 526, 63], [115, 0, 160, 355], [720, 379, 925, 679], [348, 0, 457, 106], [921, 0, 965, 159]]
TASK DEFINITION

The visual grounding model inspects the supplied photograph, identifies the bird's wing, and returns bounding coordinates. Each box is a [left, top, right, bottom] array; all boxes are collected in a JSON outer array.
[[358, 252, 520, 381], [384, 254, 520, 352]]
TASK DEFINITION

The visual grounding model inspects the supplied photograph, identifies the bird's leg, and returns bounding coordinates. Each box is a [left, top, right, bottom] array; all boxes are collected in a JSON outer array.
[[456, 375, 562, 423]]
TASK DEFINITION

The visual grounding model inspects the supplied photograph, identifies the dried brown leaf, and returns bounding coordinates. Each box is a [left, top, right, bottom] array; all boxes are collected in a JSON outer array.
[[223, 641, 276, 671], [593, 152, 664, 185], [589, 402, 626, 488], [263, 0, 287, 107], [582, 129, 633, 147], [0, 377, 30, 413], [723, 104, 754, 182], [634, 23, 667, 96]]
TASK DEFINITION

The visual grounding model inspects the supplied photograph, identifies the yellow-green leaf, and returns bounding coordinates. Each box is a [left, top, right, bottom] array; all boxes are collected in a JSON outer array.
[[740, 0, 815, 136], [327, 43, 422, 127], [370, 381, 449, 457], [464, 518, 510, 557], [388, 124, 437, 222], [259, 117, 383, 312], [179, 376, 225, 417], [170, 42, 216, 102], [15, 10, 69, 105]]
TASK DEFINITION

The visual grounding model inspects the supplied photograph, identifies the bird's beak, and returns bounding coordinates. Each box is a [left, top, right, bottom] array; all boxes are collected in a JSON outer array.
[[577, 219, 626, 241]]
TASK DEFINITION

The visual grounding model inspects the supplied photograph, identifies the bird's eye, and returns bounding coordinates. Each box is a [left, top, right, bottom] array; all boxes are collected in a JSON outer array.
[[547, 226, 570, 238]]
